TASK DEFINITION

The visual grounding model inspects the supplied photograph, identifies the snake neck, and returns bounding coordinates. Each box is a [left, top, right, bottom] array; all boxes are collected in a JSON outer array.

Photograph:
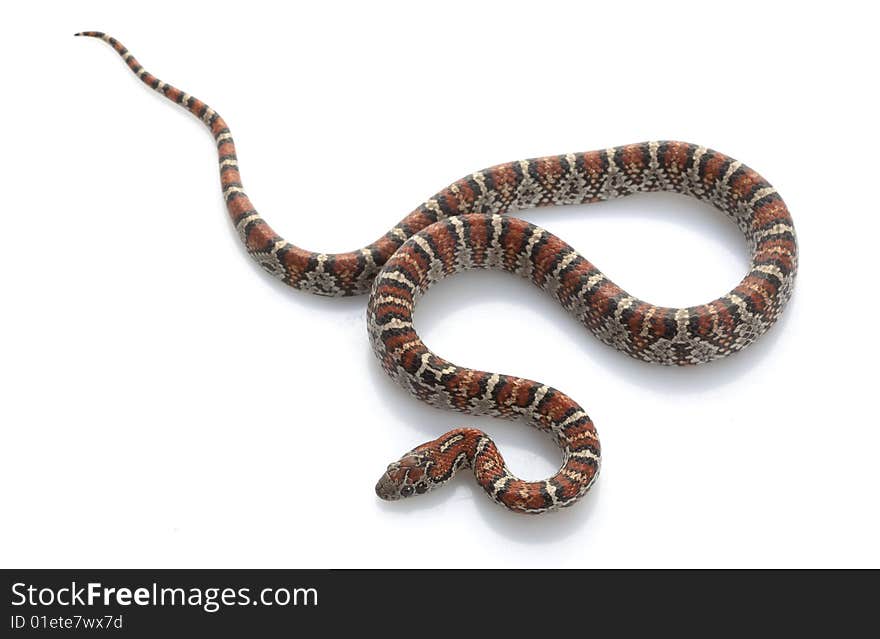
[[377, 426, 600, 514]]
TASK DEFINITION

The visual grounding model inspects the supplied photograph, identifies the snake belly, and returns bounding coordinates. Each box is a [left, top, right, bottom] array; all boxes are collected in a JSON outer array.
[[78, 32, 798, 514]]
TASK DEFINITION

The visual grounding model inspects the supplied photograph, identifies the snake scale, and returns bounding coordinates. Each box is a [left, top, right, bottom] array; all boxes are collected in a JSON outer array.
[[77, 32, 797, 514]]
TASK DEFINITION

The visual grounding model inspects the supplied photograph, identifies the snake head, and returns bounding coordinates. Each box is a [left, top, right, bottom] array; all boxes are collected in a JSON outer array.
[[375, 450, 434, 501]]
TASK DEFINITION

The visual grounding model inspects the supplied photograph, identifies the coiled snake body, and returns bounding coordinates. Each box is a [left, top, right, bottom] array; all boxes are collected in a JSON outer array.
[[78, 32, 798, 514]]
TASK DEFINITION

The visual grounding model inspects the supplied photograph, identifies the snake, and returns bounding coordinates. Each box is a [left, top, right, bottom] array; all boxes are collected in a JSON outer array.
[[77, 32, 798, 514]]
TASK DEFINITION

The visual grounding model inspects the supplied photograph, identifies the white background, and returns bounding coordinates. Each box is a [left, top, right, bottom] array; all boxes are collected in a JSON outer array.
[[2, 1, 878, 568]]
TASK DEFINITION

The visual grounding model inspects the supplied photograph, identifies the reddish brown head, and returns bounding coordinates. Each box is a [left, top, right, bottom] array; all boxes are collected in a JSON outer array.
[[376, 429, 479, 501], [375, 449, 436, 501]]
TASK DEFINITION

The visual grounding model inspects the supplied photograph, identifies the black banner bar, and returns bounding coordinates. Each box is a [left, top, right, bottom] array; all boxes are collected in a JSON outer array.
[[1, 569, 871, 635]]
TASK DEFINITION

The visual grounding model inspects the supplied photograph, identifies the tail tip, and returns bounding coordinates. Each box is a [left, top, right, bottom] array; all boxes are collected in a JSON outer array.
[[74, 31, 104, 38]]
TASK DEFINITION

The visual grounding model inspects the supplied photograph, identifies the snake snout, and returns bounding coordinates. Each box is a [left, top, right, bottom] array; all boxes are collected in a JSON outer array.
[[375, 472, 401, 501]]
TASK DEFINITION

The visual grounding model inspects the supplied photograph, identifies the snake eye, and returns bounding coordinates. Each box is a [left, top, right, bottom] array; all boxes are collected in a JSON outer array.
[[401, 485, 414, 497], [415, 482, 428, 494]]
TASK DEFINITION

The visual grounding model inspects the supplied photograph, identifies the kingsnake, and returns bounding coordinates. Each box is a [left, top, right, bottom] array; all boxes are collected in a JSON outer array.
[[77, 32, 798, 514]]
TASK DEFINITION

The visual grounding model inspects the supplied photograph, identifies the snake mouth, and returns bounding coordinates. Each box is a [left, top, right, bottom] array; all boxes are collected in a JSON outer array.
[[375, 473, 401, 501]]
